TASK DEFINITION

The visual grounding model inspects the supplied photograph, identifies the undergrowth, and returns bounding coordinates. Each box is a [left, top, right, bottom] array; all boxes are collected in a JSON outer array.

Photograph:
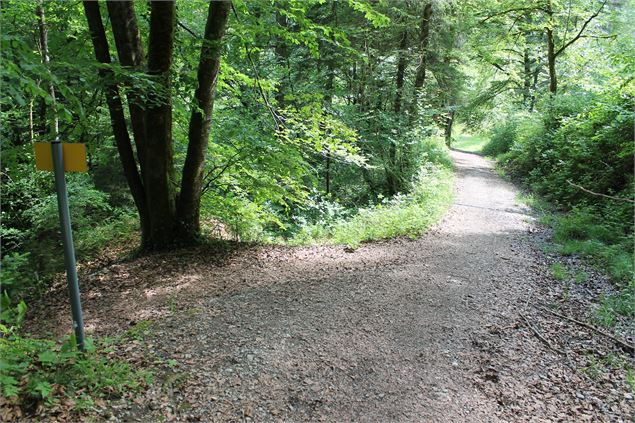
[[287, 161, 454, 247], [0, 306, 151, 419]]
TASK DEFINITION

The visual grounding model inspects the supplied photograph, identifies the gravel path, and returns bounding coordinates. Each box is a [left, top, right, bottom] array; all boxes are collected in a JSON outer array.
[[27, 150, 634, 422], [128, 150, 538, 422]]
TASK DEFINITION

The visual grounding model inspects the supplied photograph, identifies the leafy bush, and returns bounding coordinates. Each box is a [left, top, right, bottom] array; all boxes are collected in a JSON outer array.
[[25, 176, 112, 235], [499, 90, 634, 209], [482, 119, 517, 156], [328, 163, 453, 246]]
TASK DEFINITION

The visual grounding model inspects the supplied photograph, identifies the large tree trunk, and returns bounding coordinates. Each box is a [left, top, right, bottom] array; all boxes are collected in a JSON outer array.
[[82, 1, 150, 241], [177, 0, 231, 239], [86, 0, 231, 251], [143, 1, 177, 249]]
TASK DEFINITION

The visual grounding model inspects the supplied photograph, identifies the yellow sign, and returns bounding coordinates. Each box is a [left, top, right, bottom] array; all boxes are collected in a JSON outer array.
[[34, 142, 88, 172]]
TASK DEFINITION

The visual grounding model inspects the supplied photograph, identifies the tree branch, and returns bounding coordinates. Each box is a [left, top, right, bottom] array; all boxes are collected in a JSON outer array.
[[555, 0, 608, 57], [536, 305, 634, 353], [177, 20, 200, 39], [479, 6, 547, 24], [567, 180, 634, 203]]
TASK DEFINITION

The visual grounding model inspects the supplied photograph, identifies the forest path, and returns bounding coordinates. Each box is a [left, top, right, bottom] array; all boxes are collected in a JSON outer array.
[[127, 150, 537, 422], [31, 151, 629, 421]]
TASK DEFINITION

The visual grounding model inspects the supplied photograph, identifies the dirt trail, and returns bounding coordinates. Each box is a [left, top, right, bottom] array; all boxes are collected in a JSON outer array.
[[28, 151, 633, 422]]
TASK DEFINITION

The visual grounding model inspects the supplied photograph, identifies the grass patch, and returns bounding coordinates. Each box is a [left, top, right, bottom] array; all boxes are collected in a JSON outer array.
[[550, 263, 569, 281], [453, 133, 489, 153], [595, 287, 635, 327], [574, 271, 588, 284], [289, 162, 454, 247]]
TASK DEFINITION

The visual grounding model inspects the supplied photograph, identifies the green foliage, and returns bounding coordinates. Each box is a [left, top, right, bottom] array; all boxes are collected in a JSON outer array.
[[0, 294, 27, 331], [550, 263, 569, 281], [288, 139, 454, 247], [0, 330, 151, 414], [26, 177, 111, 235], [329, 164, 453, 247], [482, 119, 517, 157], [0, 252, 31, 297], [547, 207, 634, 285], [595, 285, 635, 327], [574, 271, 588, 284], [498, 90, 634, 209], [489, 87, 634, 318]]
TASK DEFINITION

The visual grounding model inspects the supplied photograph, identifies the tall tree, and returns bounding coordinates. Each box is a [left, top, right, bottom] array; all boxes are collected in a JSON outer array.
[[83, 0, 232, 249]]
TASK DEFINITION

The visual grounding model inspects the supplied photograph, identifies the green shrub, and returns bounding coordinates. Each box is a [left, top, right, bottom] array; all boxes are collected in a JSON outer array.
[[499, 88, 634, 328], [499, 90, 634, 209], [596, 283, 635, 327], [25, 176, 112, 235], [550, 207, 633, 285], [482, 119, 517, 156]]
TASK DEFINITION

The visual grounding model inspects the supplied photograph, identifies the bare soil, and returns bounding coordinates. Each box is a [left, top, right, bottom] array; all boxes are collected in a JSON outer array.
[[25, 150, 634, 422]]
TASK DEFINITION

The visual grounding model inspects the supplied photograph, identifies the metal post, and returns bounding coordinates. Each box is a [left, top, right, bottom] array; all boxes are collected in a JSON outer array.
[[51, 141, 86, 351]]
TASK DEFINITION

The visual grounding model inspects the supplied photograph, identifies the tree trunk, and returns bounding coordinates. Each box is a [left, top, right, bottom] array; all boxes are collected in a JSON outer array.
[[523, 46, 532, 105], [387, 30, 408, 195], [177, 0, 231, 239], [545, 2, 557, 94], [36, 2, 59, 140], [83, 1, 150, 241], [546, 27, 557, 94], [412, 3, 433, 97], [106, 1, 147, 171], [28, 99, 34, 143], [530, 65, 540, 111], [393, 31, 408, 114], [444, 110, 454, 147], [144, 0, 177, 249], [86, 0, 231, 250]]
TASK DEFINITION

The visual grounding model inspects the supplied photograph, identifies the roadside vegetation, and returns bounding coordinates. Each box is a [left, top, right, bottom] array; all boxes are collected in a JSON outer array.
[[479, 88, 634, 327]]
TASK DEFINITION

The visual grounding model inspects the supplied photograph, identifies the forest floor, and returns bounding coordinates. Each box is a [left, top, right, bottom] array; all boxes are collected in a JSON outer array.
[[26, 150, 633, 422]]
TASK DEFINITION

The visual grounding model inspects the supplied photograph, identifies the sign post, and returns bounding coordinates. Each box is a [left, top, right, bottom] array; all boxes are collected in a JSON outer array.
[[35, 141, 87, 351]]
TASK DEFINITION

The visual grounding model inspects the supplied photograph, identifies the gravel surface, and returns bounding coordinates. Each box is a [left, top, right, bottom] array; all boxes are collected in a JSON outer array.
[[25, 150, 634, 422]]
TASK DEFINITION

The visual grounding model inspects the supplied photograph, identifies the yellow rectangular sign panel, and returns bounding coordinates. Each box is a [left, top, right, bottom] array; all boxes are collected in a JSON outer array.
[[34, 142, 88, 172]]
